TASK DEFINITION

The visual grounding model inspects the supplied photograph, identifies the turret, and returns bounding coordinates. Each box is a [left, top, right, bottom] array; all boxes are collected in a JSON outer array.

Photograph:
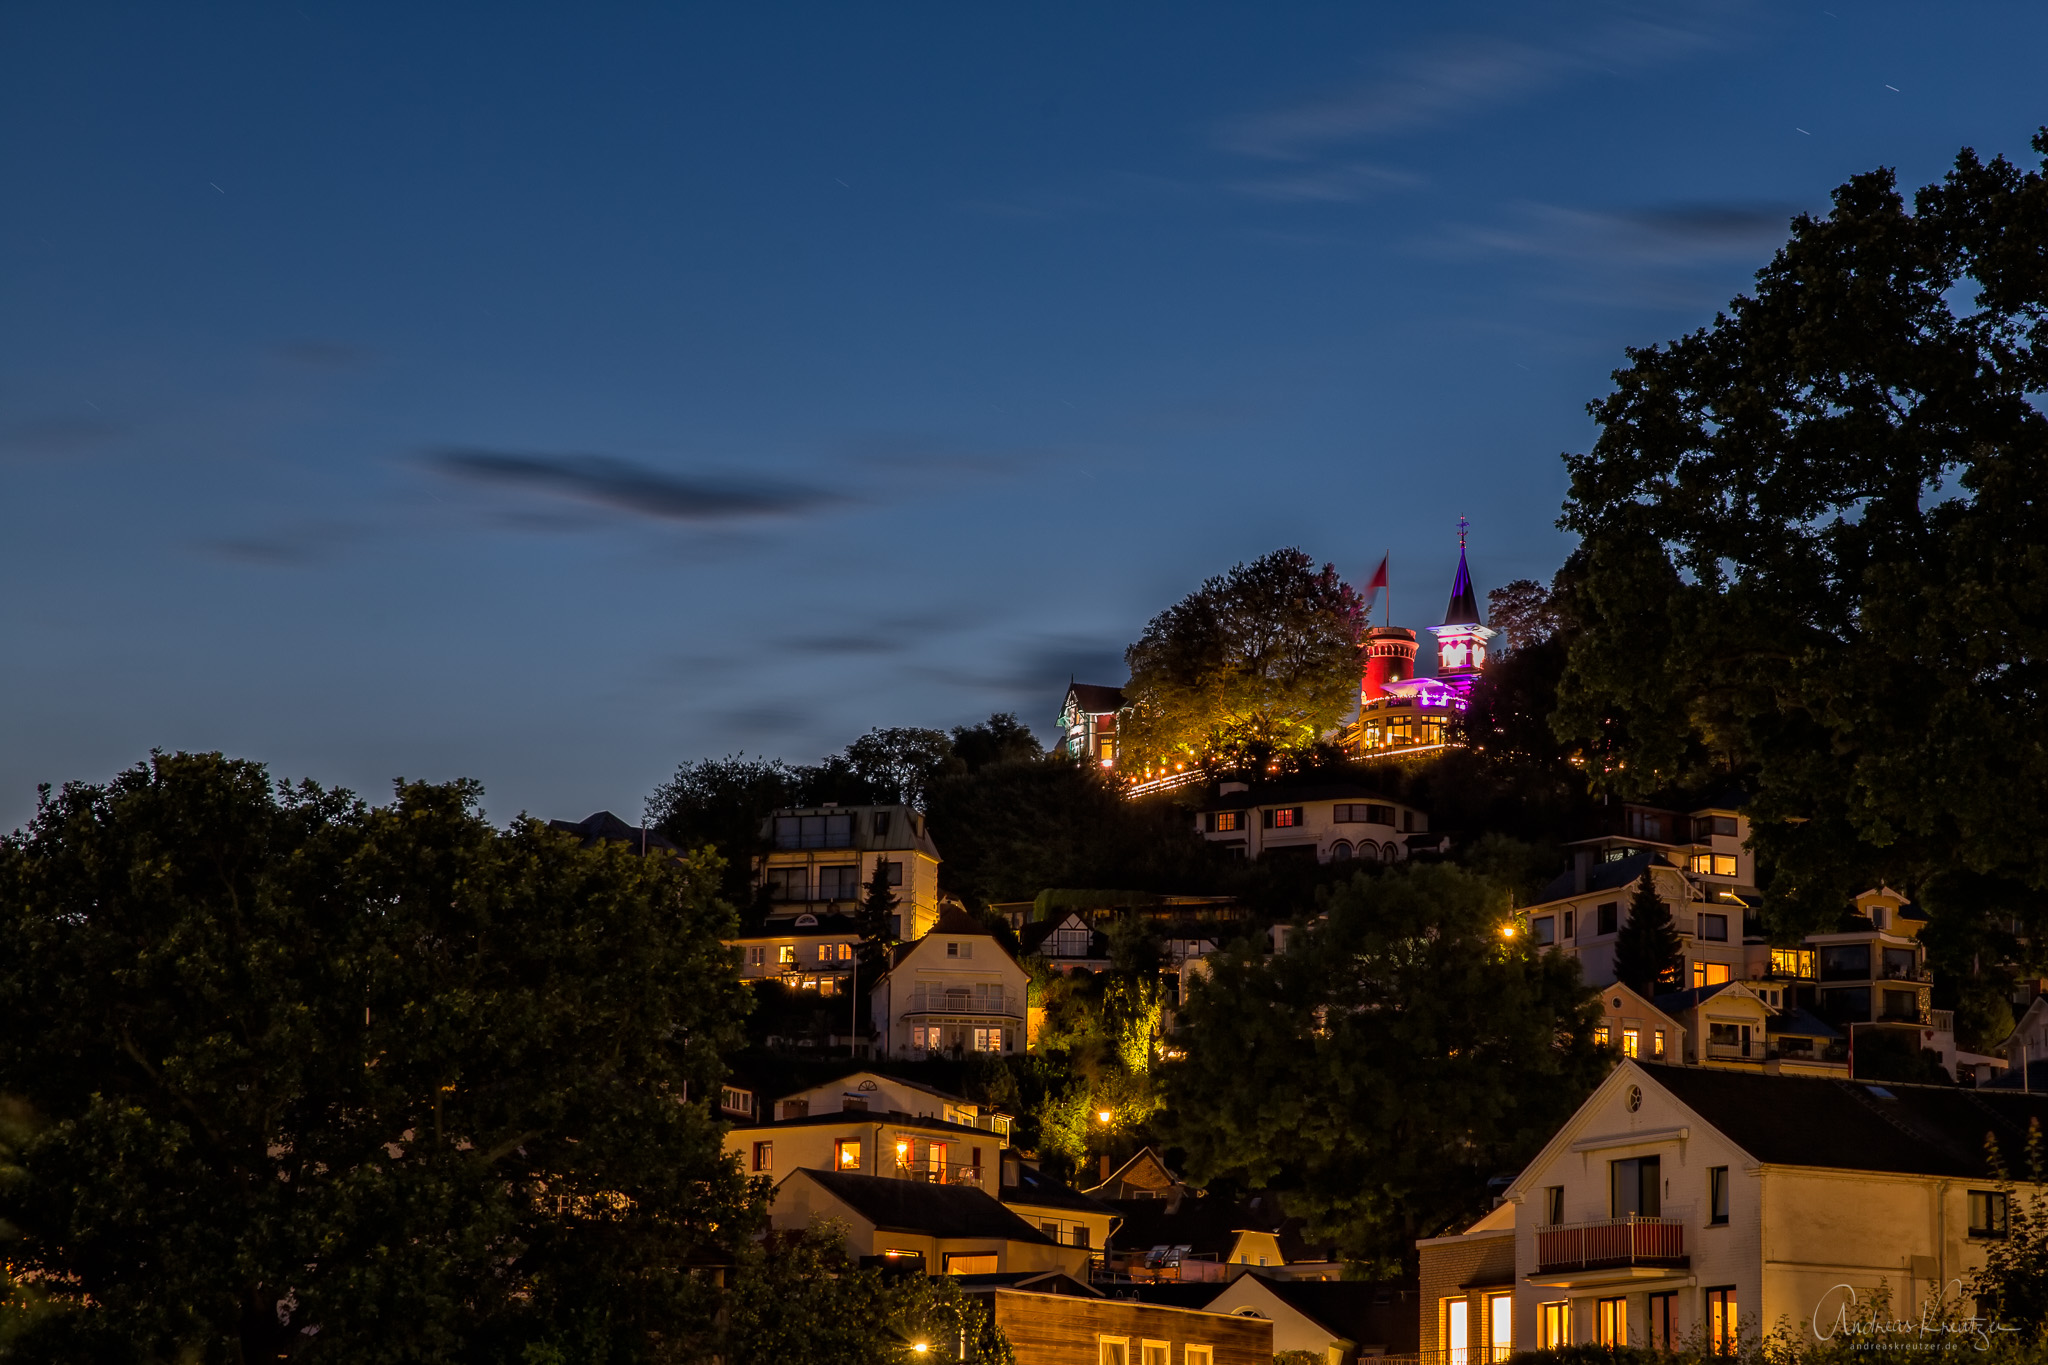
[[1427, 521, 1494, 699], [1361, 626, 1418, 703]]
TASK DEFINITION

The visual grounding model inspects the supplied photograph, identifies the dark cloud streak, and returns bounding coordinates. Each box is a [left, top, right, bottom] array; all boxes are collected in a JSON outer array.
[[427, 448, 841, 524]]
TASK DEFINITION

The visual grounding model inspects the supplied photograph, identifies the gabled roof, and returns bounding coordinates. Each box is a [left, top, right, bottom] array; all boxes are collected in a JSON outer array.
[[1651, 981, 1759, 1015], [1064, 683, 1126, 715], [779, 1070, 971, 1106], [1215, 1275, 1422, 1352], [794, 1168, 1057, 1243], [546, 811, 679, 854], [1001, 1164, 1120, 1217], [1017, 914, 1108, 959], [1104, 1192, 1289, 1259], [881, 906, 1018, 972], [1086, 1146, 1181, 1197], [1644, 1063, 2048, 1178]]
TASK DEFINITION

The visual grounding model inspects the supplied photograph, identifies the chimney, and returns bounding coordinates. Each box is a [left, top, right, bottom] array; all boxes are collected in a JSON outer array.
[[1100, 1154, 1113, 1184]]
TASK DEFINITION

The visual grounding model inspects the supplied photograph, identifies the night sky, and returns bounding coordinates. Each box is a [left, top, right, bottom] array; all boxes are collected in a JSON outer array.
[[4, 2, 2044, 831]]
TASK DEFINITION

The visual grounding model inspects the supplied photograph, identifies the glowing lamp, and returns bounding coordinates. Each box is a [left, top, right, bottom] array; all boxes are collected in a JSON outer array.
[[1096, 1110, 1113, 1124], [912, 1345, 930, 1355]]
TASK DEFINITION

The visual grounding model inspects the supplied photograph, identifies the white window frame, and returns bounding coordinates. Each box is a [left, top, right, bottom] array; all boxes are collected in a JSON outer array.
[[1099, 1336, 1131, 1365]]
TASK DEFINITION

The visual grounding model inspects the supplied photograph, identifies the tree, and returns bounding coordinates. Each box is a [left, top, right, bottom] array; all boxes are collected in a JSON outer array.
[[1159, 863, 1608, 1268], [855, 858, 901, 976], [0, 752, 755, 1364], [1968, 1120, 2048, 1342], [1485, 579, 1560, 656], [1119, 548, 1366, 774], [648, 753, 804, 903], [947, 713, 1044, 773], [838, 727, 958, 809], [1612, 876, 1683, 997], [1554, 133, 2048, 937], [723, 1222, 1012, 1365]]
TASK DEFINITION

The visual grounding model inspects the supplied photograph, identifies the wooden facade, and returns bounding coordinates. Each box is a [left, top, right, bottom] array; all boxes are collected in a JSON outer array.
[[974, 1290, 1272, 1365]]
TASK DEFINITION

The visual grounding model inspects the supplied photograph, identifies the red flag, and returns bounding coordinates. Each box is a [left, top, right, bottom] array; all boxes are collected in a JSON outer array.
[[1364, 554, 1389, 595]]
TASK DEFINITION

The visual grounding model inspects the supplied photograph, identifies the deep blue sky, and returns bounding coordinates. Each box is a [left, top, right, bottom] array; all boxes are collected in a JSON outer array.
[[4, 2, 2043, 830]]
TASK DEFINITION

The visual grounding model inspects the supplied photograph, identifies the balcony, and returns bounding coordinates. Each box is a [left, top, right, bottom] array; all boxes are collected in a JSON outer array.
[[1093, 1250, 1230, 1284], [1534, 1217, 1687, 1282], [903, 984, 1022, 1019], [895, 1159, 983, 1188]]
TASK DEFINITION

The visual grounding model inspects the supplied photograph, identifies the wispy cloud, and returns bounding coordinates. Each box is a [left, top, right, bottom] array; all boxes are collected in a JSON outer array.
[[1230, 161, 1421, 204], [1220, 13, 1724, 162], [426, 448, 841, 524], [1449, 200, 1796, 268]]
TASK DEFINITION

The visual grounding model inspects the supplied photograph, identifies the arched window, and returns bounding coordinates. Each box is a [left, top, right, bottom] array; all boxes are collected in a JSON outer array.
[[1329, 841, 1353, 863], [1356, 840, 1378, 862], [1381, 841, 1400, 864]]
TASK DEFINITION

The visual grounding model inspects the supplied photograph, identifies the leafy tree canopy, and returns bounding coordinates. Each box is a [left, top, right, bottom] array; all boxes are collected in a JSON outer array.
[[1119, 548, 1365, 774], [724, 1222, 1012, 1365], [1158, 863, 1607, 1268], [1555, 133, 2048, 939], [0, 753, 754, 1364]]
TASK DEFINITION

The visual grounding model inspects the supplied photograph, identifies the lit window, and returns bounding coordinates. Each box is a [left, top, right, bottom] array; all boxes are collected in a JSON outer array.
[[777, 945, 796, 965], [1693, 960, 1731, 988], [1265, 806, 1304, 829], [1706, 1288, 1738, 1355], [752, 1142, 773, 1172], [1597, 1297, 1627, 1347], [1488, 1292, 1513, 1361], [1099, 1337, 1131, 1365], [1653, 1029, 1667, 1058], [834, 1139, 861, 1170], [1446, 1299, 1470, 1365], [1207, 811, 1241, 833], [1593, 1024, 1610, 1047], [1538, 1302, 1569, 1349], [1622, 1027, 1640, 1058], [1141, 1342, 1169, 1365], [1185, 1348, 1213, 1365]]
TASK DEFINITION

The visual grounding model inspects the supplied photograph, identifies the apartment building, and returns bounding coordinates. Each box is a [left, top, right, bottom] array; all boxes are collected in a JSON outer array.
[[754, 803, 944, 941], [1194, 781, 1433, 865]]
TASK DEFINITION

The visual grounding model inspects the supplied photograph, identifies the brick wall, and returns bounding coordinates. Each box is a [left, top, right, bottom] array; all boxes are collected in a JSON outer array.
[[1417, 1230, 1515, 1354]]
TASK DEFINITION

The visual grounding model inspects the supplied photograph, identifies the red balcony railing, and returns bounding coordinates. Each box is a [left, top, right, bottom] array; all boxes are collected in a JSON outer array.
[[1536, 1216, 1686, 1273]]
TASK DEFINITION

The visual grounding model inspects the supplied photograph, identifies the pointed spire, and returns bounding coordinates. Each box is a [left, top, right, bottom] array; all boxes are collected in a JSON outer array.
[[1442, 518, 1481, 626]]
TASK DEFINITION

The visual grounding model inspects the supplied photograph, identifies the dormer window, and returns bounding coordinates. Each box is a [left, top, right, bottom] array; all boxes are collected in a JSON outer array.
[[1870, 906, 1888, 930]]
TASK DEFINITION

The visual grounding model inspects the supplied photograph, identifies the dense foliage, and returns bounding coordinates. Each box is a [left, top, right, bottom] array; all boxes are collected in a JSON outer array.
[[1613, 876, 1683, 998], [0, 753, 754, 1364], [1159, 863, 1608, 1268], [724, 1223, 1012, 1365], [1555, 132, 2048, 946], [1118, 547, 1366, 774]]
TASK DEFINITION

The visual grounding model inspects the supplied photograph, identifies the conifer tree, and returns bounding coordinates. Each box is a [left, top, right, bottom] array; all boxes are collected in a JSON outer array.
[[856, 859, 901, 974], [1613, 874, 1683, 997]]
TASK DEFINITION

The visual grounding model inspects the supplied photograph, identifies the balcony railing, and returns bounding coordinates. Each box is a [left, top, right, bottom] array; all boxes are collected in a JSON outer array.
[[1536, 1216, 1686, 1274], [1093, 1250, 1230, 1284], [904, 984, 1021, 1017], [895, 1159, 983, 1187]]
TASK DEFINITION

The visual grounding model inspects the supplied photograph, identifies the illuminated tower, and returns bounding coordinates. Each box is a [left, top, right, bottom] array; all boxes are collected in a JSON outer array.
[[1361, 626, 1418, 704], [1427, 519, 1494, 700]]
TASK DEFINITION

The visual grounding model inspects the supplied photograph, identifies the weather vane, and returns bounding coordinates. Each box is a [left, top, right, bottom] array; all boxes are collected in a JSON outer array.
[[1458, 514, 1468, 550]]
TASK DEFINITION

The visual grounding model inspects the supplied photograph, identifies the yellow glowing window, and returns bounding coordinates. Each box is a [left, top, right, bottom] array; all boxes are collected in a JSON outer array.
[[1539, 1302, 1569, 1349], [1593, 1024, 1611, 1047], [1597, 1297, 1627, 1347], [1693, 961, 1732, 989], [834, 1139, 860, 1170], [1653, 1029, 1667, 1058], [1622, 1028, 1640, 1058], [777, 945, 795, 964]]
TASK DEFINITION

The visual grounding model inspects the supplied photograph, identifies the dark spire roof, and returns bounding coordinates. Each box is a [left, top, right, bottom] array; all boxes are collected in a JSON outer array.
[[1442, 527, 1481, 627]]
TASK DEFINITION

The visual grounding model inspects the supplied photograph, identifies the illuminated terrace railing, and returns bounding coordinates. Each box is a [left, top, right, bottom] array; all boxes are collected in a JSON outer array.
[[1535, 1216, 1686, 1274]]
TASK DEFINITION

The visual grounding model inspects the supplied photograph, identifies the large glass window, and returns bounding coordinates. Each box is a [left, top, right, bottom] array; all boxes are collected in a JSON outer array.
[[816, 865, 860, 901], [1882, 947, 1917, 979], [1488, 1293, 1513, 1361], [1610, 1155, 1661, 1217], [1819, 944, 1872, 980], [1770, 948, 1816, 979], [1596, 1297, 1627, 1348], [1706, 1288, 1738, 1355], [1538, 1303, 1569, 1350], [1446, 1299, 1470, 1365], [1647, 1293, 1677, 1350], [765, 867, 808, 901], [834, 1139, 861, 1170], [1880, 989, 1921, 1022], [773, 813, 853, 849], [1697, 913, 1728, 942], [1533, 916, 1555, 946]]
